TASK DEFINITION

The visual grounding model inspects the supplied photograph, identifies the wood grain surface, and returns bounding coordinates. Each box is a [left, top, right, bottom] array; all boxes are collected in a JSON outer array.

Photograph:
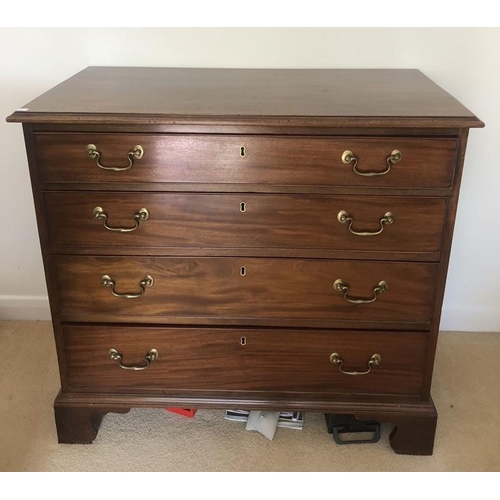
[[44, 192, 447, 255], [7, 68, 483, 128], [52, 256, 437, 324], [35, 134, 458, 188], [63, 325, 427, 396], [8, 67, 483, 453]]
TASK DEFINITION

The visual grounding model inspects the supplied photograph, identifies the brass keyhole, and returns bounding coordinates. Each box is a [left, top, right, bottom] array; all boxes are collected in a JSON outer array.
[[240, 202, 246, 212], [240, 266, 246, 276], [240, 146, 246, 157], [240, 337, 247, 346]]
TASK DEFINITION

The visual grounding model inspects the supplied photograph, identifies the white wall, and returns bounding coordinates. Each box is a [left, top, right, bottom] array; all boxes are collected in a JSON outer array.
[[1, 28, 498, 330]]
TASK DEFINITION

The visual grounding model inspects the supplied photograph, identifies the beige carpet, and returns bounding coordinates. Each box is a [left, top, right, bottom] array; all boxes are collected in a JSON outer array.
[[0, 321, 499, 471]]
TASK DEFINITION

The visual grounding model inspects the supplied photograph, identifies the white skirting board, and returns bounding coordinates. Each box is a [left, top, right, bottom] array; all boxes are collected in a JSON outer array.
[[0, 295, 51, 321], [0, 295, 499, 332], [439, 306, 500, 333]]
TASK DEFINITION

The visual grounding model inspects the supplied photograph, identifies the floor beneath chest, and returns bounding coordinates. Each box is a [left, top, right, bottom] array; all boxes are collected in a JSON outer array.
[[0, 321, 499, 472]]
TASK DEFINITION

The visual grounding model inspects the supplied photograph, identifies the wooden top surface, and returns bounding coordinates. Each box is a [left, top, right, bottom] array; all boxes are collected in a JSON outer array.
[[7, 67, 483, 128]]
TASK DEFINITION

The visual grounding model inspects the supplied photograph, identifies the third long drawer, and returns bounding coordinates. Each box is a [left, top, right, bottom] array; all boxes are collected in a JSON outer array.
[[53, 256, 437, 325]]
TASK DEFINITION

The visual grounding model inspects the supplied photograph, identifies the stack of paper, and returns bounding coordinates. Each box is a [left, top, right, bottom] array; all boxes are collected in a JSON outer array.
[[225, 410, 304, 429]]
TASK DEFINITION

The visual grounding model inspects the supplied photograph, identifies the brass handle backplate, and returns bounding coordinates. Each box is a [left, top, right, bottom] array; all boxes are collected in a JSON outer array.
[[93, 206, 150, 233], [101, 274, 154, 299], [87, 143, 144, 171], [108, 348, 158, 371], [341, 149, 402, 177], [330, 353, 381, 376], [334, 279, 388, 304], [337, 210, 394, 236]]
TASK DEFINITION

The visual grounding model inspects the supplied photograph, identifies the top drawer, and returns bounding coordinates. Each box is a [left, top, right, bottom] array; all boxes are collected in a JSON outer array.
[[35, 134, 458, 188]]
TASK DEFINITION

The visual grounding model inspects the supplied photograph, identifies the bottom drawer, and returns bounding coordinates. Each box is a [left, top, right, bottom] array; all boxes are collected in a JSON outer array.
[[63, 325, 427, 396]]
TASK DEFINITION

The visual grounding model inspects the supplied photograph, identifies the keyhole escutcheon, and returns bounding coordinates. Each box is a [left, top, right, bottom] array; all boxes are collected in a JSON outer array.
[[240, 337, 247, 346], [240, 266, 247, 276], [240, 146, 246, 157], [240, 202, 246, 212]]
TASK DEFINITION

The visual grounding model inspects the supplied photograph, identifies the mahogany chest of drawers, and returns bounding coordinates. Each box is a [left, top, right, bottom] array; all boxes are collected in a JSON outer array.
[[7, 67, 483, 455]]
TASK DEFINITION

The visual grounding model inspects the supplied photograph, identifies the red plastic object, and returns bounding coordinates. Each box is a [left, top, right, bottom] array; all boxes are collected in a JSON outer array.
[[166, 408, 198, 418]]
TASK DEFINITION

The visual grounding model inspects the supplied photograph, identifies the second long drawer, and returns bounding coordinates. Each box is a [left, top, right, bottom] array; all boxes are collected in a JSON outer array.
[[44, 192, 447, 254], [53, 256, 437, 324]]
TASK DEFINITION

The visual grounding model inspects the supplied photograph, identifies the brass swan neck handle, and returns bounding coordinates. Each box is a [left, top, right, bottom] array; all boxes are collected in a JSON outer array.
[[101, 274, 154, 299], [334, 279, 388, 304], [330, 353, 382, 376], [87, 143, 144, 171], [341, 149, 402, 177], [108, 348, 159, 371], [93, 206, 150, 233], [337, 210, 394, 236]]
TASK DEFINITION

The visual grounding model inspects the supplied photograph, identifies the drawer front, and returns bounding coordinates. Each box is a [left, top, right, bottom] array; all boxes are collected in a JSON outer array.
[[64, 326, 427, 395], [45, 192, 447, 254], [53, 256, 437, 323], [35, 134, 457, 188]]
